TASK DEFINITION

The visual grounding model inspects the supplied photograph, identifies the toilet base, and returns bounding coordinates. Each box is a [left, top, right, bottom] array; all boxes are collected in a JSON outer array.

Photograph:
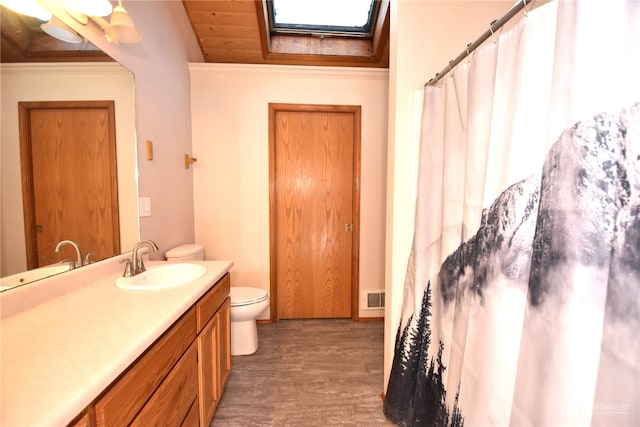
[[231, 319, 259, 355]]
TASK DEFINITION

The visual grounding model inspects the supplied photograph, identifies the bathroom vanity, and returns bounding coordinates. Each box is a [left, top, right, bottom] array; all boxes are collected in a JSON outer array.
[[0, 257, 233, 426]]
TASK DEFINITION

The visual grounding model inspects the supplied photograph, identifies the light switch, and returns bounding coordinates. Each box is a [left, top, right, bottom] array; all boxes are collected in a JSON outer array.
[[139, 197, 151, 217]]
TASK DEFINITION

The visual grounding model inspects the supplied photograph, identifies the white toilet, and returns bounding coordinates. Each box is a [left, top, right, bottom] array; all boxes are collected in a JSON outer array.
[[165, 244, 269, 356], [165, 244, 205, 262], [230, 286, 269, 356]]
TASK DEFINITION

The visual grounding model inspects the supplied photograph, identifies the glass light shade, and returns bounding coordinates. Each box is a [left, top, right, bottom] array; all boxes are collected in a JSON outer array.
[[0, 0, 51, 21], [41, 16, 83, 44], [63, 0, 112, 17], [106, 4, 141, 43]]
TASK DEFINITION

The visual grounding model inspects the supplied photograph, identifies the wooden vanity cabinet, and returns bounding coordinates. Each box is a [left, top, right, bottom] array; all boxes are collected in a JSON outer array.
[[94, 308, 198, 427], [67, 273, 231, 427], [196, 273, 231, 426]]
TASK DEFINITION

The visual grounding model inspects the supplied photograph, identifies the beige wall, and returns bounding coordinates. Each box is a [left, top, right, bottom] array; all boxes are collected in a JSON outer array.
[[0, 63, 137, 276], [384, 0, 524, 390], [189, 64, 389, 319]]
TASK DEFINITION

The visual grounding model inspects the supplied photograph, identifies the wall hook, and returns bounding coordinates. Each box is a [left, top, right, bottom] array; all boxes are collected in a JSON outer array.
[[184, 153, 198, 169]]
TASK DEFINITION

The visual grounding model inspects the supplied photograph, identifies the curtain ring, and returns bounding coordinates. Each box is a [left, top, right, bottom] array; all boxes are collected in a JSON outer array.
[[489, 19, 498, 43], [447, 61, 455, 81], [466, 43, 472, 63], [432, 72, 440, 87], [522, 0, 528, 16]]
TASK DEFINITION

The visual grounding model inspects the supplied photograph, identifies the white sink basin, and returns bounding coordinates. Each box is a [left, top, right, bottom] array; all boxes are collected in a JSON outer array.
[[115, 263, 207, 290]]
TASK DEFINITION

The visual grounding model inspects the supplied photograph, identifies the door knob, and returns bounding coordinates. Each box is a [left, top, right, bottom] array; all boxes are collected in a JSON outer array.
[[345, 223, 353, 231]]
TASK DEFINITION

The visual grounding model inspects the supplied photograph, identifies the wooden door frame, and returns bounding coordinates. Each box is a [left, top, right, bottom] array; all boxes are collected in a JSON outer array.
[[268, 103, 361, 322], [18, 100, 120, 269]]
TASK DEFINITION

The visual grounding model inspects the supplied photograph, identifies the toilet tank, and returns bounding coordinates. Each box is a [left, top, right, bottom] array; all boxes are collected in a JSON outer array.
[[165, 244, 204, 261]]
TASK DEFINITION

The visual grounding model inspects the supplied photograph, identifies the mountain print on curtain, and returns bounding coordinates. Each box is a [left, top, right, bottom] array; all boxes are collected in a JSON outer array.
[[383, 103, 640, 427]]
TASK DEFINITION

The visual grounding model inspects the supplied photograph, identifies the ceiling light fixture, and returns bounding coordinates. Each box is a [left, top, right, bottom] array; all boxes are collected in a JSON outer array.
[[104, 1, 141, 43], [41, 15, 83, 44], [82, 0, 142, 44], [2, 0, 142, 45], [0, 0, 52, 21], [63, 0, 112, 18]]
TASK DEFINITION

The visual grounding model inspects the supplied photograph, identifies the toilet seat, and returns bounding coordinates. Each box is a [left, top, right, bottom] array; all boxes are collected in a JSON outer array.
[[230, 286, 268, 307]]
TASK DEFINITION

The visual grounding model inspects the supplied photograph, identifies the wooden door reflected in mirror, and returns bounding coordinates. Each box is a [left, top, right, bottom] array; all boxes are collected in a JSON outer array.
[[19, 100, 120, 269]]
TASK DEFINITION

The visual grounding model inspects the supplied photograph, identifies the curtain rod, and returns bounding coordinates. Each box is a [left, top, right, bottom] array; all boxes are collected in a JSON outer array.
[[425, 0, 535, 87]]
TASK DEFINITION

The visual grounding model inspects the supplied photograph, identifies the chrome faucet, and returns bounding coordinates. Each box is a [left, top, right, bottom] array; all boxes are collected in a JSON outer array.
[[55, 240, 83, 269], [123, 239, 159, 277], [84, 251, 97, 265]]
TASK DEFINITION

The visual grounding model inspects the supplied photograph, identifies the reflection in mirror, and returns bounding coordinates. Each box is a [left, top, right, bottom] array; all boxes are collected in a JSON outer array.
[[0, 29, 139, 290]]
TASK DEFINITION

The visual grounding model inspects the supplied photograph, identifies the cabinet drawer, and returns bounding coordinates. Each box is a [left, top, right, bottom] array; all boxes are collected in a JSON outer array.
[[182, 397, 200, 427], [95, 308, 197, 427], [196, 273, 230, 332], [131, 343, 198, 426], [67, 409, 92, 427]]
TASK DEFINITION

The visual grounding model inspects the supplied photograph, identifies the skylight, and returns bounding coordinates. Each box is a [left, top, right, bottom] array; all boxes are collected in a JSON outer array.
[[269, 0, 378, 37]]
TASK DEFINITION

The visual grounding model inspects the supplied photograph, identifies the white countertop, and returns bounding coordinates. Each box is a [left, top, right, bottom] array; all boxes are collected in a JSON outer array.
[[0, 259, 233, 427]]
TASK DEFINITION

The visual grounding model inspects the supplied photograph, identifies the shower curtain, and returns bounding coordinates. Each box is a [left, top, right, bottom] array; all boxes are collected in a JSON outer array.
[[384, 1, 639, 426]]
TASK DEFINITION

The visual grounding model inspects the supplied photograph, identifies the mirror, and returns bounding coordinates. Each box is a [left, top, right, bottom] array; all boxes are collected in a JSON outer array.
[[0, 11, 139, 291]]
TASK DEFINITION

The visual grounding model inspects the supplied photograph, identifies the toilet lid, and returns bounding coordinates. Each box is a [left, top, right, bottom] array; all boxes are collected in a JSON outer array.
[[230, 286, 268, 306], [165, 244, 203, 258]]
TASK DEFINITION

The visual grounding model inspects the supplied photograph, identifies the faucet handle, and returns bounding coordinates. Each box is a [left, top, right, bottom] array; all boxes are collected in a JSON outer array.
[[136, 248, 152, 272], [137, 256, 147, 274], [84, 251, 97, 265], [120, 259, 133, 277]]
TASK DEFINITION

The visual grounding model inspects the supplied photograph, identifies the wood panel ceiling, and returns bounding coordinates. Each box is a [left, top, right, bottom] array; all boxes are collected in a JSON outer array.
[[182, 0, 390, 68], [1, 0, 389, 68]]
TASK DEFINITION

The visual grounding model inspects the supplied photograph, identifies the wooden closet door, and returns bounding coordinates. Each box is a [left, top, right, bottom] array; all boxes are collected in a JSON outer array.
[[271, 104, 360, 319]]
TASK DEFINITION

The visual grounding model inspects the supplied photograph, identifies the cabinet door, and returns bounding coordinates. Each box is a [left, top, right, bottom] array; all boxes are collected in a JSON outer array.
[[198, 312, 219, 426], [217, 298, 231, 392], [131, 343, 198, 427]]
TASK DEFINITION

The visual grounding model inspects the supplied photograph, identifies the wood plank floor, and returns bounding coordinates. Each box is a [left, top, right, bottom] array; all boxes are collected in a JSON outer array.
[[210, 319, 397, 427]]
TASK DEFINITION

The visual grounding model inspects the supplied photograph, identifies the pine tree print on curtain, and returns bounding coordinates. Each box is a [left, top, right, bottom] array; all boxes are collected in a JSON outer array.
[[385, 284, 465, 426]]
